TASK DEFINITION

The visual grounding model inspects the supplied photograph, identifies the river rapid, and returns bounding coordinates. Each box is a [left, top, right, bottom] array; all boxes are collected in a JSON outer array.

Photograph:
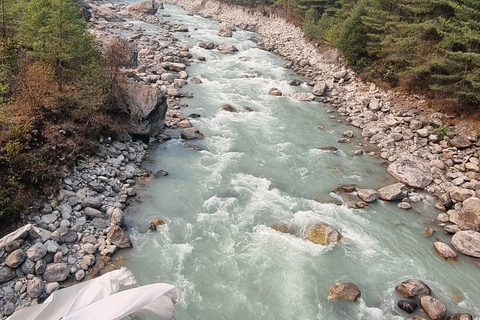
[[119, 3, 480, 319]]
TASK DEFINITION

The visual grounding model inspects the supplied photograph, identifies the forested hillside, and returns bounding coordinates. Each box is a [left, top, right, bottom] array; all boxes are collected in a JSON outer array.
[[222, 0, 480, 108], [0, 0, 128, 225]]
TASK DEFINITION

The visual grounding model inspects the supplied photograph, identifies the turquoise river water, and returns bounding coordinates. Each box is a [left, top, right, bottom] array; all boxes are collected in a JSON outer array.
[[117, 3, 480, 319]]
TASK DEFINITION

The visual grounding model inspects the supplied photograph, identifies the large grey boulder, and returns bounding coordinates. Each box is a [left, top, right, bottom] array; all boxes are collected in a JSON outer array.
[[107, 226, 132, 248], [378, 183, 408, 201], [43, 263, 69, 282], [387, 157, 433, 189], [451, 230, 480, 257], [121, 80, 168, 138], [456, 197, 480, 231], [312, 81, 327, 96], [419, 296, 446, 320], [0, 266, 16, 283], [94, 4, 125, 22], [217, 22, 233, 37], [126, 0, 158, 15], [27, 277, 45, 298], [5, 249, 26, 268], [26, 243, 47, 262]]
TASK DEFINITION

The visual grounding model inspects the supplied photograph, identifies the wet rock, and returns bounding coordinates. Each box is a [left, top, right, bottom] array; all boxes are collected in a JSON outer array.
[[305, 223, 342, 245], [398, 300, 418, 313], [154, 170, 169, 177], [293, 92, 315, 101], [451, 230, 480, 257], [26, 243, 47, 262], [329, 283, 361, 301], [395, 279, 431, 297], [217, 22, 233, 37], [318, 146, 338, 152], [270, 223, 289, 234], [448, 313, 473, 320], [433, 242, 458, 260], [269, 88, 282, 96], [217, 43, 238, 53], [378, 183, 409, 201], [27, 277, 45, 298], [422, 228, 435, 237], [5, 249, 26, 268], [199, 41, 214, 49], [398, 202, 412, 210], [456, 197, 480, 231], [126, 0, 158, 15], [222, 104, 238, 112], [107, 225, 132, 248], [181, 127, 204, 140], [288, 79, 301, 86], [152, 218, 165, 226], [0, 266, 16, 283], [419, 295, 446, 320], [387, 157, 433, 189], [190, 77, 202, 84], [43, 263, 69, 282]]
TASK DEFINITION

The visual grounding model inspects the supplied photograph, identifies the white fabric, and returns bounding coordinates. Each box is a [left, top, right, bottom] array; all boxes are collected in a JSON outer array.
[[7, 268, 179, 320]]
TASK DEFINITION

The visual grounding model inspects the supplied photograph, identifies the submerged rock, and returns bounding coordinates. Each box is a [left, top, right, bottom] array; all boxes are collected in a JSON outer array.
[[222, 104, 238, 112], [305, 223, 342, 245], [270, 223, 289, 234], [217, 43, 238, 53], [329, 283, 361, 301]]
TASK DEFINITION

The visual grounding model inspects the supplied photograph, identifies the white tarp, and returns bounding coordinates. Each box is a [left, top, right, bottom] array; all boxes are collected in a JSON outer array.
[[7, 268, 179, 320]]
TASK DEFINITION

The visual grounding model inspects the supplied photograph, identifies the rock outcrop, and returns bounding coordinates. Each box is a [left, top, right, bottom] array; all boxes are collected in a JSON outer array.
[[126, 0, 159, 15]]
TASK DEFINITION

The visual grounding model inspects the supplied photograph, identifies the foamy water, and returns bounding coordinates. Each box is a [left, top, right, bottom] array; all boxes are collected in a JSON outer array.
[[118, 3, 480, 319]]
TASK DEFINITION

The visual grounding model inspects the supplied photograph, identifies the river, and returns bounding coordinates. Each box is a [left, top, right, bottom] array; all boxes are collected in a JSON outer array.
[[118, 3, 480, 319]]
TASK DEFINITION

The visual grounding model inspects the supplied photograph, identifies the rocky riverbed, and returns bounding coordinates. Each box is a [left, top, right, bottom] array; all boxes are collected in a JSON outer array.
[[1, 0, 479, 318]]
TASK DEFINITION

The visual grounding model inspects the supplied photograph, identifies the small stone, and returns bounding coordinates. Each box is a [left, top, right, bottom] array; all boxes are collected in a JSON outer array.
[[397, 202, 412, 210], [5, 249, 26, 268], [395, 279, 431, 297], [26, 243, 47, 262], [447, 313, 473, 320], [433, 242, 458, 260], [420, 295, 446, 320], [305, 223, 342, 245], [357, 189, 379, 202], [397, 300, 418, 314], [43, 263, 69, 282], [75, 270, 85, 281], [0, 266, 16, 283], [27, 277, 45, 298], [45, 282, 59, 295]]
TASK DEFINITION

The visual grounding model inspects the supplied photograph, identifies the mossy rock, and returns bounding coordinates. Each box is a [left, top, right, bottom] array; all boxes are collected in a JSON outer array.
[[305, 223, 342, 245]]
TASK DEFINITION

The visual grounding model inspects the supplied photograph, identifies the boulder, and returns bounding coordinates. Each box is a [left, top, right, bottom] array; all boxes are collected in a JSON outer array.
[[26, 243, 47, 262], [433, 242, 458, 260], [419, 296, 446, 320], [450, 134, 472, 148], [107, 225, 132, 248], [305, 223, 342, 245], [387, 157, 433, 189], [81, 197, 102, 209], [27, 277, 45, 298], [395, 279, 431, 297], [126, 0, 158, 15], [222, 104, 237, 112], [451, 230, 480, 257], [120, 80, 168, 137], [451, 188, 475, 202], [357, 189, 379, 203], [181, 127, 204, 140], [456, 197, 480, 231], [217, 43, 238, 53], [329, 283, 361, 301], [397, 300, 418, 314], [111, 208, 125, 226], [5, 249, 26, 268], [217, 22, 233, 37], [378, 183, 408, 201], [43, 263, 69, 282], [199, 41, 214, 49], [0, 266, 16, 283], [293, 92, 315, 101], [94, 5, 125, 22], [167, 63, 186, 72], [312, 81, 327, 96]]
